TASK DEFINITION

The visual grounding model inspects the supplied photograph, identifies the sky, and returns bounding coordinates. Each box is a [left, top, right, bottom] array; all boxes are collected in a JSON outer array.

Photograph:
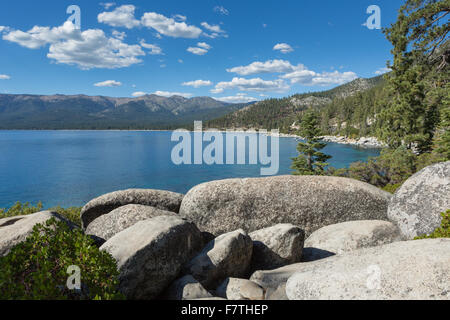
[[0, 0, 405, 103]]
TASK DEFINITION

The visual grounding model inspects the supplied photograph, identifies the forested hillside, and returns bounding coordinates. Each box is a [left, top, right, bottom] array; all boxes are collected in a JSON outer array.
[[206, 76, 386, 135]]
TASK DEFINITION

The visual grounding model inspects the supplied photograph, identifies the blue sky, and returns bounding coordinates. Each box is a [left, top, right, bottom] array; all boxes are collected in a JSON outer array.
[[0, 0, 405, 102]]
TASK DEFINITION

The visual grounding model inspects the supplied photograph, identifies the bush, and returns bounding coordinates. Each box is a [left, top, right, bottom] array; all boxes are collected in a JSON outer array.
[[0, 202, 82, 226], [0, 201, 43, 218], [414, 210, 450, 240], [0, 218, 124, 300]]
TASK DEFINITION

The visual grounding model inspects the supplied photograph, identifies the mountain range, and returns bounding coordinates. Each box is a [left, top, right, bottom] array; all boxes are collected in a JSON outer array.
[[0, 75, 384, 130], [0, 94, 247, 130]]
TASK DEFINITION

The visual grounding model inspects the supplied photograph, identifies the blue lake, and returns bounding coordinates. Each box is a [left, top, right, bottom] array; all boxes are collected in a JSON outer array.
[[0, 131, 381, 209]]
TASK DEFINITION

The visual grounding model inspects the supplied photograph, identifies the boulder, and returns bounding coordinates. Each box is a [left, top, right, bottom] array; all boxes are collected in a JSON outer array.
[[249, 224, 305, 271], [0, 211, 75, 257], [100, 215, 203, 300], [302, 220, 401, 262], [264, 284, 288, 300], [81, 189, 184, 229], [162, 275, 213, 300], [182, 229, 253, 289], [180, 176, 391, 236], [286, 239, 450, 300], [388, 161, 450, 239], [216, 278, 265, 300], [85, 204, 177, 241], [250, 263, 311, 295]]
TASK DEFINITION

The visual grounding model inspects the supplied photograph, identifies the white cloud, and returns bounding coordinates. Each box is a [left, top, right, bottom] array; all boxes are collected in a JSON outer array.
[[173, 14, 187, 22], [309, 71, 358, 86], [273, 43, 294, 54], [227, 59, 297, 76], [0, 74, 11, 80], [100, 2, 116, 10], [153, 91, 193, 98], [94, 80, 122, 87], [187, 42, 211, 55], [2, 21, 145, 69], [0, 26, 9, 33], [201, 22, 227, 38], [141, 12, 202, 38], [214, 93, 258, 103], [2, 21, 83, 49], [374, 67, 391, 75], [132, 91, 147, 97], [140, 40, 163, 55], [211, 77, 289, 94], [98, 5, 141, 29], [182, 80, 213, 88], [112, 30, 126, 40], [197, 42, 211, 50], [228, 59, 358, 87], [178, 59, 183, 63], [187, 47, 207, 55], [213, 6, 229, 15], [282, 69, 358, 86]]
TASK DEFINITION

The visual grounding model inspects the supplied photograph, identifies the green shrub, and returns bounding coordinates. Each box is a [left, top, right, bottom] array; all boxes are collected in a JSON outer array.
[[50, 206, 82, 226], [382, 183, 402, 194], [0, 201, 43, 218], [0, 202, 82, 226], [415, 210, 450, 240], [0, 218, 124, 300]]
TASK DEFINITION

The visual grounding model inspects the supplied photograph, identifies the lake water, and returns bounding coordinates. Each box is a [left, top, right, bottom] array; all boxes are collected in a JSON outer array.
[[0, 131, 380, 209]]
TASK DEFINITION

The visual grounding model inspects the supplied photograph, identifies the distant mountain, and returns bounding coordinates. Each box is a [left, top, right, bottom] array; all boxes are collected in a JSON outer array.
[[0, 94, 247, 129], [206, 75, 385, 132]]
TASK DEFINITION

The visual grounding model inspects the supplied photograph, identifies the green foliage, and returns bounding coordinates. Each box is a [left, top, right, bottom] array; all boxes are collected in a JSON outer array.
[[328, 146, 418, 189], [0, 202, 82, 226], [327, 145, 446, 191], [50, 206, 82, 226], [415, 210, 450, 239], [0, 218, 124, 300], [0, 201, 43, 218], [379, 0, 449, 153], [291, 111, 332, 175]]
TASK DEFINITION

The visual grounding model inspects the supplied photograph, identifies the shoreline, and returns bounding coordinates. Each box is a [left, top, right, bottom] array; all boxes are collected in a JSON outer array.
[[0, 129, 386, 148]]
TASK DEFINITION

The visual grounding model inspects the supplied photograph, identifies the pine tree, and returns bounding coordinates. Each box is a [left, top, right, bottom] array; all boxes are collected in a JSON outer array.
[[379, 0, 449, 153], [291, 111, 332, 175]]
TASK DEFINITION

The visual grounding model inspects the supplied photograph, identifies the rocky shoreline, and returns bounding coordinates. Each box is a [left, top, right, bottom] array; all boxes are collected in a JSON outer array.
[[262, 132, 386, 148], [1, 161, 448, 300]]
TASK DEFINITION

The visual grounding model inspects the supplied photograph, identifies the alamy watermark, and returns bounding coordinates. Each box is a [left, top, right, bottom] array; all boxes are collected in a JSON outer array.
[[171, 121, 280, 176], [67, 5, 81, 29], [366, 264, 382, 290], [364, 5, 381, 30], [66, 265, 81, 291]]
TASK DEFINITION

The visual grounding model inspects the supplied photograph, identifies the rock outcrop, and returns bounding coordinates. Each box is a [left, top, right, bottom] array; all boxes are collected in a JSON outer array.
[[387, 161, 450, 239], [0, 211, 75, 257], [249, 224, 305, 271], [286, 239, 450, 300], [180, 176, 391, 236], [81, 189, 184, 229], [85, 204, 177, 241], [182, 229, 253, 289], [100, 215, 203, 299], [302, 220, 401, 262]]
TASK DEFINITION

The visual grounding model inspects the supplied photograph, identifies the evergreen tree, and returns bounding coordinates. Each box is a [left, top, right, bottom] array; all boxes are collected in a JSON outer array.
[[379, 0, 449, 153], [291, 111, 332, 175]]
